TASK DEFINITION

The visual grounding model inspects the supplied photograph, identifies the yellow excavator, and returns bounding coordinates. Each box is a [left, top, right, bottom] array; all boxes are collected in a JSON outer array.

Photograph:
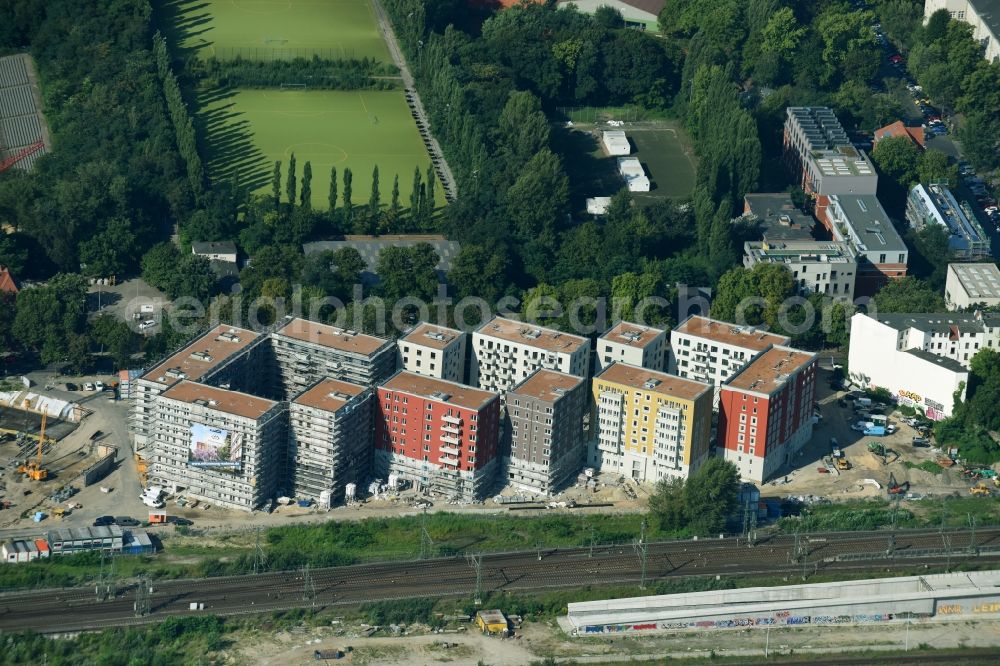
[[16, 412, 49, 481]]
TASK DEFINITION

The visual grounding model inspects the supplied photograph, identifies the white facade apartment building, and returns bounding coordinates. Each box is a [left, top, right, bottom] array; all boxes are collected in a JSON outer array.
[[945, 262, 1000, 310], [596, 321, 667, 373], [471, 317, 590, 393], [397, 323, 467, 383], [669, 315, 790, 405], [288, 379, 373, 504], [925, 0, 1000, 62], [743, 239, 858, 301], [848, 313, 971, 420], [147, 381, 286, 511], [862, 311, 1000, 368], [131, 325, 269, 451], [271, 317, 397, 396]]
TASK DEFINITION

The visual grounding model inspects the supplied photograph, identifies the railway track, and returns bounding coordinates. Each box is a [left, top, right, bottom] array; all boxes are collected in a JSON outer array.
[[1, 527, 998, 633]]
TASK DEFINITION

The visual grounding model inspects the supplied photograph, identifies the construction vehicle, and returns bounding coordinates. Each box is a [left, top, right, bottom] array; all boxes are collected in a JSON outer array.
[[836, 457, 851, 471], [16, 413, 49, 481], [888, 473, 909, 495], [970, 482, 992, 497]]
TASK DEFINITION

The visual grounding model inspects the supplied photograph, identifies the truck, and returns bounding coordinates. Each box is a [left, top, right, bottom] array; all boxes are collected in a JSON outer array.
[[856, 397, 872, 408], [864, 425, 886, 437], [836, 458, 851, 471], [140, 486, 165, 508]]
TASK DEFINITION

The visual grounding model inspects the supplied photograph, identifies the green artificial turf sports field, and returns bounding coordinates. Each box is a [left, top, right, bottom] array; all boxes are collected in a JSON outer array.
[[165, 0, 391, 62], [200, 89, 440, 210], [629, 125, 697, 201]]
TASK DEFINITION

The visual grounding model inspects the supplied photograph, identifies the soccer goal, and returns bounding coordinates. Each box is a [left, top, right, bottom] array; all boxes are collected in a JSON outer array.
[[280, 83, 307, 91]]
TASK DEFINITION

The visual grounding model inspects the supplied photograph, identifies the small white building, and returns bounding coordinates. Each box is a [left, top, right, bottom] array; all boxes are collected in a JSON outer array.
[[601, 130, 630, 156], [191, 241, 238, 264], [596, 321, 667, 373], [848, 312, 969, 420], [945, 263, 1000, 310], [586, 197, 612, 215], [617, 157, 649, 192], [397, 322, 467, 383]]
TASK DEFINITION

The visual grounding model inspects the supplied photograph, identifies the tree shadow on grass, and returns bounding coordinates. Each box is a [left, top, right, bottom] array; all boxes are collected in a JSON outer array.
[[550, 124, 623, 211], [154, 0, 216, 61], [192, 86, 271, 197]]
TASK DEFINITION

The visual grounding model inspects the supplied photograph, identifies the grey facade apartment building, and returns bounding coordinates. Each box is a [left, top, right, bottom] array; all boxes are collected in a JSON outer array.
[[271, 317, 397, 395], [783, 107, 878, 197], [596, 321, 667, 373], [148, 381, 286, 511], [131, 325, 268, 451], [743, 239, 858, 301], [506, 370, 588, 495], [398, 322, 467, 382], [288, 378, 373, 504]]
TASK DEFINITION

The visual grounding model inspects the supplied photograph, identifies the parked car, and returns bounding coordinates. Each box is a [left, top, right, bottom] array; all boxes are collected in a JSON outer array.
[[138, 319, 157, 331], [83, 382, 95, 391], [115, 517, 140, 527], [92, 515, 115, 527], [94, 381, 105, 391], [168, 517, 193, 526], [912, 437, 931, 447], [65, 382, 78, 391]]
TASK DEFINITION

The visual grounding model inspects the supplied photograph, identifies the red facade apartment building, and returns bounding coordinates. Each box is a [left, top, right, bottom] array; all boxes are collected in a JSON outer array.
[[375, 371, 500, 501], [717, 346, 817, 483]]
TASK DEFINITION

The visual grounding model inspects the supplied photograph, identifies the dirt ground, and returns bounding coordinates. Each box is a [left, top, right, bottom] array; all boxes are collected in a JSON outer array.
[[226, 615, 1000, 665], [761, 378, 982, 503]]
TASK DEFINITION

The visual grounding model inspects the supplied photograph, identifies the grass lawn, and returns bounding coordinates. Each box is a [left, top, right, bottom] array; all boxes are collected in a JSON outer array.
[[158, 0, 391, 61], [197, 88, 440, 209], [553, 119, 697, 212]]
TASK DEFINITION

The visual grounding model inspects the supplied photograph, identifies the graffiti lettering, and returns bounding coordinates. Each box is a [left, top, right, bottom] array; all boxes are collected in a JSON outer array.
[[632, 623, 657, 630], [898, 390, 923, 403], [938, 604, 963, 615], [775, 611, 790, 619], [973, 603, 1000, 614], [786, 616, 812, 625]]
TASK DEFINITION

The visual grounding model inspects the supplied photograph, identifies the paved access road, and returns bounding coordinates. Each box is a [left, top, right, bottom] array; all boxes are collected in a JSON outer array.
[[1, 527, 998, 633]]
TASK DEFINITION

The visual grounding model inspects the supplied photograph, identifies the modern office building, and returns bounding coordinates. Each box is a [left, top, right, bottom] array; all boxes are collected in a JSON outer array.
[[669, 315, 790, 405], [589, 363, 712, 483], [471, 317, 590, 393], [596, 321, 667, 373], [924, 0, 1000, 62], [848, 312, 971, 420], [506, 370, 588, 495], [743, 239, 858, 301], [131, 325, 269, 451], [146, 381, 286, 511], [783, 107, 878, 198], [945, 262, 1000, 310], [288, 379, 373, 504], [742, 193, 816, 242], [397, 323, 467, 383], [374, 371, 501, 501], [271, 317, 397, 395], [717, 346, 817, 483], [906, 183, 992, 261], [822, 194, 909, 296]]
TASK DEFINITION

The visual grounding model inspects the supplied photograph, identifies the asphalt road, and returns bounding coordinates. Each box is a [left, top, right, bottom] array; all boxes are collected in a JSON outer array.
[[1, 527, 998, 633]]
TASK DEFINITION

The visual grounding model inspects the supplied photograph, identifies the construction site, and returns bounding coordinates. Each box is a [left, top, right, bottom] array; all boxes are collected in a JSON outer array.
[[0, 53, 50, 173]]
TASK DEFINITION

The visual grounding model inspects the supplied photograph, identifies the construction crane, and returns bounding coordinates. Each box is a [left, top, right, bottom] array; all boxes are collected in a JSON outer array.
[[16, 412, 49, 481], [0, 141, 44, 173]]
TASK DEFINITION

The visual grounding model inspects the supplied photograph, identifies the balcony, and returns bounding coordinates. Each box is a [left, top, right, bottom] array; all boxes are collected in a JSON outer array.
[[439, 454, 460, 466], [442, 423, 461, 435], [442, 414, 462, 425], [441, 433, 460, 445], [440, 444, 460, 456]]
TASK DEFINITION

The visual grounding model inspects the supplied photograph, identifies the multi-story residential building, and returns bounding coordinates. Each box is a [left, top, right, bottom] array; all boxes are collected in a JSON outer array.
[[131, 325, 268, 451], [147, 381, 286, 511], [945, 262, 1000, 310], [271, 317, 397, 396], [906, 183, 992, 261], [374, 371, 501, 501], [848, 312, 971, 420], [589, 363, 712, 483], [596, 321, 667, 373], [822, 194, 909, 296], [397, 323, 467, 383], [743, 239, 858, 301], [506, 370, 587, 495], [471, 317, 590, 393], [717, 347, 817, 483], [924, 0, 1000, 62], [853, 311, 1000, 369], [669, 315, 790, 404], [288, 379, 373, 504], [783, 107, 878, 198], [742, 193, 816, 242]]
